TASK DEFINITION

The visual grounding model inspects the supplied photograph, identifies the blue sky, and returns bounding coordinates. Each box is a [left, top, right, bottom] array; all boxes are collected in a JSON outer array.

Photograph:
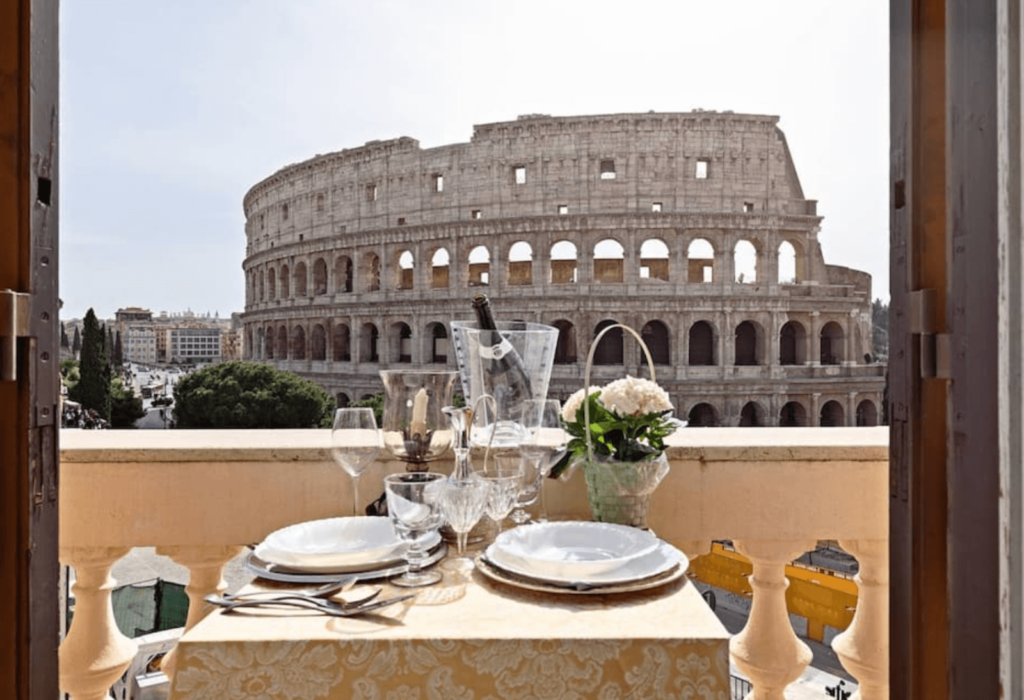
[[59, 0, 889, 320]]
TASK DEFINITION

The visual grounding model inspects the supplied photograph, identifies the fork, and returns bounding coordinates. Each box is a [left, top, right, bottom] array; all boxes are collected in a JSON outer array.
[[219, 578, 358, 602], [221, 585, 382, 610], [204, 592, 416, 617]]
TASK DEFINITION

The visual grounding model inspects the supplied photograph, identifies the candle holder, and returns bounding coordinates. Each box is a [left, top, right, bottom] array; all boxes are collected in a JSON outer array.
[[380, 370, 458, 471]]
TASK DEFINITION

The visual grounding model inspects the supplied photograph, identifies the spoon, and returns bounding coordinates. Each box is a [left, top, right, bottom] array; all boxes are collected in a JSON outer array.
[[220, 578, 355, 601], [204, 591, 416, 617]]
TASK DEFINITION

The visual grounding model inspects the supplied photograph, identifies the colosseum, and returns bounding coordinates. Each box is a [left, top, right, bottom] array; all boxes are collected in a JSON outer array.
[[240, 111, 885, 427]]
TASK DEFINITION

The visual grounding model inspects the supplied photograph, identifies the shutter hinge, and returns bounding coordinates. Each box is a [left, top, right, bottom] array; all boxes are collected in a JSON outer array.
[[0, 290, 31, 382], [908, 288, 950, 379]]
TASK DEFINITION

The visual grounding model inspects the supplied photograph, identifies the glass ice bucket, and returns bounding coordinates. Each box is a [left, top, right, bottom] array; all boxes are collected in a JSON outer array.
[[449, 320, 558, 448]]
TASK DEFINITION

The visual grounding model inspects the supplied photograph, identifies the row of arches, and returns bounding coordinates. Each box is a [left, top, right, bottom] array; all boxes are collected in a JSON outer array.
[[246, 237, 810, 304], [326, 391, 880, 428], [684, 398, 880, 427], [247, 316, 856, 367]]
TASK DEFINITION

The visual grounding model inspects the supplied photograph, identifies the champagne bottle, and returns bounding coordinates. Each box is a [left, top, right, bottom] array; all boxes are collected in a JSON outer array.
[[471, 293, 534, 416]]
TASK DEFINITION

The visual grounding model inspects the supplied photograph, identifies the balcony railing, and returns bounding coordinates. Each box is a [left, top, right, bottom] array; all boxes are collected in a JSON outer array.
[[57, 426, 888, 700]]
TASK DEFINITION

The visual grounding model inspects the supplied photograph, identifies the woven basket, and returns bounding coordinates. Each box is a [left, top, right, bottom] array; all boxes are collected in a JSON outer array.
[[581, 453, 669, 528], [578, 324, 669, 529]]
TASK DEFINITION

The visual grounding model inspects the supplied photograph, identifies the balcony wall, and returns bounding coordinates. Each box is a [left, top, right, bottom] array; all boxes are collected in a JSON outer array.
[[58, 427, 888, 700]]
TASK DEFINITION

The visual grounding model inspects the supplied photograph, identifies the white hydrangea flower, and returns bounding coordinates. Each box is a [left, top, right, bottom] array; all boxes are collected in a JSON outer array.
[[561, 386, 601, 422], [599, 376, 674, 417]]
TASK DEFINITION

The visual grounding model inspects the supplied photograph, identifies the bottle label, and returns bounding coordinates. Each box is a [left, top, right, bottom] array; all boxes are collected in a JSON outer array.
[[480, 337, 514, 361]]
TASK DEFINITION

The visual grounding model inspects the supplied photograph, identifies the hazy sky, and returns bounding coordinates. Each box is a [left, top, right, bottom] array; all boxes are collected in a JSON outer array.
[[59, 1, 889, 321]]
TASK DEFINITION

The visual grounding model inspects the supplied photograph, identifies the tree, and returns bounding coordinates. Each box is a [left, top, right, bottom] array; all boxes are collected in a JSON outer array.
[[105, 324, 114, 368], [113, 329, 123, 367], [68, 308, 111, 421], [60, 358, 79, 390], [173, 361, 335, 429], [60, 321, 68, 349], [109, 377, 145, 428], [871, 298, 890, 361], [350, 393, 384, 426], [71, 325, 81, 356]]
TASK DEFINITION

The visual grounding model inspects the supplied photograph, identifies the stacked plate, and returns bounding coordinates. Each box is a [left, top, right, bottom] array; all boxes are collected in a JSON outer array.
[[480, 521, 688, 595], [245, 516, 444, 584]]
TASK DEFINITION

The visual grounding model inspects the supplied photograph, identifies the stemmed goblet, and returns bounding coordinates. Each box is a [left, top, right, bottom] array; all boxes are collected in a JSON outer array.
[[440, 476, 491, 557], [518, 399, 569, 522], [481, 461, 520, 534], [330, 408, 382, 516], [498, 452, 540, 526], [385, 472, 446, 587]]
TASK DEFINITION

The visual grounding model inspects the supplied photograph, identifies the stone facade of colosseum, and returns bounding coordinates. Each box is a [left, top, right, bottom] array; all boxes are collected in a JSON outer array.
[[240, 112, 885, 427]]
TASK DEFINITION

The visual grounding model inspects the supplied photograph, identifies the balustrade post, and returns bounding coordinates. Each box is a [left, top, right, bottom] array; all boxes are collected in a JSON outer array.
[[58, 546, 136, 700], [731, 538, 816, 700], [155, 544, 244, 678], [678, 540, 712, 561], [833, 539, 889, 700]]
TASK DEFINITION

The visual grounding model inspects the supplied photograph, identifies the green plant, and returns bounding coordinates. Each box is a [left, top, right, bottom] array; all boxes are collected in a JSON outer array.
[[551, 376, 680, 477]]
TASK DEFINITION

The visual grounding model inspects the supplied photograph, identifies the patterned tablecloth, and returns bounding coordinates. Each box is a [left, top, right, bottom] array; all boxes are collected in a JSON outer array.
[[168, 558, 731, 700]]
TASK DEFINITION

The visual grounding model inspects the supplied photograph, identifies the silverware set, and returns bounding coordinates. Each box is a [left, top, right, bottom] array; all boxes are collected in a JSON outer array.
[[204, 579, 416, 617]]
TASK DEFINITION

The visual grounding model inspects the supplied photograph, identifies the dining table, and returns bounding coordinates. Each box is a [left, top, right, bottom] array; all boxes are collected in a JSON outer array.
[[167, 547, 731, 700]]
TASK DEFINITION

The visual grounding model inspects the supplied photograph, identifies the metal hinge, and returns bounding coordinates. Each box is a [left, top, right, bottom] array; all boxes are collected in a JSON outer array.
[[0, 289, 31, 381], [908, 288, 950, 379]]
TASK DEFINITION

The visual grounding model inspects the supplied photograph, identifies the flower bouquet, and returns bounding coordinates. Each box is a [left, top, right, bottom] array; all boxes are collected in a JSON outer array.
[[550, 325, 683, 528]]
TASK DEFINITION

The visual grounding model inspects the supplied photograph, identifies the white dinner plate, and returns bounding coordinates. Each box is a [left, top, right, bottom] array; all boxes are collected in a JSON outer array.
[[244, 542, 448, 584], [476, 548, 687, 595], [484, 540, 687, 587], [254, 516, 441, 573], [488, 521, 662, 579]]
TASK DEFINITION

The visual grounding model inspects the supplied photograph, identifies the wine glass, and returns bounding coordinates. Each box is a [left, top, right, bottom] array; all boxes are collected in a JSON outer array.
[[440, 476, 491, 556], [518, 399, 569, 522], [385, 472, 446, 587], [330, 408, 382, 516], [481, 460, 520, 534]]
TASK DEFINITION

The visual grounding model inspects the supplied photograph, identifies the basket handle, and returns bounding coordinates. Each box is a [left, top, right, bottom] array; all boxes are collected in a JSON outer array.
[[582, 324, 657, 463]]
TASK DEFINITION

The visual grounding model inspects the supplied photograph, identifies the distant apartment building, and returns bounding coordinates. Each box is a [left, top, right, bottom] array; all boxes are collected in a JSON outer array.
[[113, 307, 230, 364], [167, 327, 222, 363], [124, 327, 157, 364]]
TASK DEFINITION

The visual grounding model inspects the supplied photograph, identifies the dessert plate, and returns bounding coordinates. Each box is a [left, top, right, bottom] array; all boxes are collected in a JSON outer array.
[[488, 521, 661, 579], [255, 516, 441, 573]]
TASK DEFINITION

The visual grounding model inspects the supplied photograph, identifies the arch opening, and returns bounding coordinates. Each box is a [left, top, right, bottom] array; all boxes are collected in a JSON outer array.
[[550, 240, 578, 284], [593, 320, 623, 365]]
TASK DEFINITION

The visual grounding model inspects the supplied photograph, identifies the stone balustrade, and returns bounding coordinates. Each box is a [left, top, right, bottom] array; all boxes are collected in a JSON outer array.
[[58, 426, 888, 700]]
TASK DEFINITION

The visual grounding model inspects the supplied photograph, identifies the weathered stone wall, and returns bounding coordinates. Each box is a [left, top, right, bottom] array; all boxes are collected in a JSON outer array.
[[240, 112, 885, 427]]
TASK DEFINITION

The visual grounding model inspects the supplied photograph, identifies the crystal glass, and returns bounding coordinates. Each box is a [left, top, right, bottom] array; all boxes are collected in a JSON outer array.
[[518, 399, 569, 522], [380, 370, 458, 470], [496, 452, 541, 526], [440, 476, 491, 556], [330, 408, 382, 516], [481, 461, 520, 534], [385, 472, 446, 587]]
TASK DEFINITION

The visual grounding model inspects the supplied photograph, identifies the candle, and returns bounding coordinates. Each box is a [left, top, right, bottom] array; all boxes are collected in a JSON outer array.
[[410, 387, 428, 439]]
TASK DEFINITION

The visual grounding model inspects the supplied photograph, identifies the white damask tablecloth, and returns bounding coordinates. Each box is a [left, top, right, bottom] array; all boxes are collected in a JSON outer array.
[[168, 561, 730, 700]]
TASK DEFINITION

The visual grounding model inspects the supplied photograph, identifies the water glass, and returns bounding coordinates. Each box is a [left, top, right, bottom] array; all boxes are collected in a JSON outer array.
[[385, 472, 446, 587]]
